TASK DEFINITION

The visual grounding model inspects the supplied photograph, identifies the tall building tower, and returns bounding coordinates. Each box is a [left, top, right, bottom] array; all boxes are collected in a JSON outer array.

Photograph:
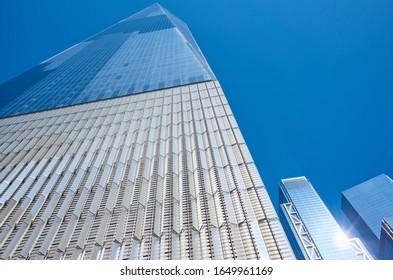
[[279, 176, 370, 260], [0, 4, 293, 260], [342, 174, 393, 259]]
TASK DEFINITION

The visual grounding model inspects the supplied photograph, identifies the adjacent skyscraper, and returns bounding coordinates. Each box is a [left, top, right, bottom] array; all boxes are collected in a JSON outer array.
[[0, 4, 293, 260], [342, 174, 393, 259], [279, 176, 370, 260]]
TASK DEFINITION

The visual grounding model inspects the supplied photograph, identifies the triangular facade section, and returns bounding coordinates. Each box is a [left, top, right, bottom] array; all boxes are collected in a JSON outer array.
[[0, 3, 215, 118], [158, 4, 216, 80]]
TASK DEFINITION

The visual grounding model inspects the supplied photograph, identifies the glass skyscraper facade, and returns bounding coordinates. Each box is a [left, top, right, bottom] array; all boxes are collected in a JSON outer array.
[[0, 4, 294, 260], [279, 176, 370, 260], [342, 174, 393, 259], [0, 4, 214, 118]]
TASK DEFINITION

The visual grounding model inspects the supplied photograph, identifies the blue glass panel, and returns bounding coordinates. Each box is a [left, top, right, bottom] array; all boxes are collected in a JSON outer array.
[[280, 177, 361, 260], [0, 4, 215, 118], [342, 174, 393, 257], [342, 174, 393, 238], [89, 14, 174, 40]]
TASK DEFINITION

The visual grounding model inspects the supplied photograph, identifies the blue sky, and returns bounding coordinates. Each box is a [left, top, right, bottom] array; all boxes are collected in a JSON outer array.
[[1, 0, 393, 227]]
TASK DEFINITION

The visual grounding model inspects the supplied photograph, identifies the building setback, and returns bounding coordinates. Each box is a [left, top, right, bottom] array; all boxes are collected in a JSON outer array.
[[279, 176, 370, 260], [0, 4, 294, 260]]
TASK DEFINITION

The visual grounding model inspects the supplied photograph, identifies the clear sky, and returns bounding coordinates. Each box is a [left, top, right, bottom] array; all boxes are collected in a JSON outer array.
[[1, 0, 393, 228]]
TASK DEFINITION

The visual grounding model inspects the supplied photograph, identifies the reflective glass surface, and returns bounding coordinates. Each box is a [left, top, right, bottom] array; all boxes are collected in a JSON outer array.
[[280, 177, 361, 260], [380, 218, 393, 260], [342, 174, 393, 238], [342, 174, 393, 257], [0, 4, 215, 118]]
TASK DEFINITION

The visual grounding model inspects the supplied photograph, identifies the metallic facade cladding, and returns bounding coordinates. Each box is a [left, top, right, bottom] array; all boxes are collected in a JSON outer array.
[[279, 177, 365, 260], [341, 174, 393, 259], [0, 4, 215, 118], [0, 81, 293, 260]]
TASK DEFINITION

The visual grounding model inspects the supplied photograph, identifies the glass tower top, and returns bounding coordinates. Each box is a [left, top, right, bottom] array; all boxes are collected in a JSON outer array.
[[0, 3, 215, 118], [342, 174, 393, 258], [279, 176, 365, 260], [342, 174, 393, 239]]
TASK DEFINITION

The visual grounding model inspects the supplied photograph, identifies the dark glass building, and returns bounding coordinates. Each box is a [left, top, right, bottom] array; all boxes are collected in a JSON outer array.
[[0, 4, 294, 260], [279, 176, 370, 260], [342, 174, 393, 259]]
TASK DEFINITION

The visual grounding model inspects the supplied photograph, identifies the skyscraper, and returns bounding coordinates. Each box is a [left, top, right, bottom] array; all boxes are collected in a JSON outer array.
[[279, 176, 370, 260], [342, 174, 393, 259], [0, 4, 293, 260]]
